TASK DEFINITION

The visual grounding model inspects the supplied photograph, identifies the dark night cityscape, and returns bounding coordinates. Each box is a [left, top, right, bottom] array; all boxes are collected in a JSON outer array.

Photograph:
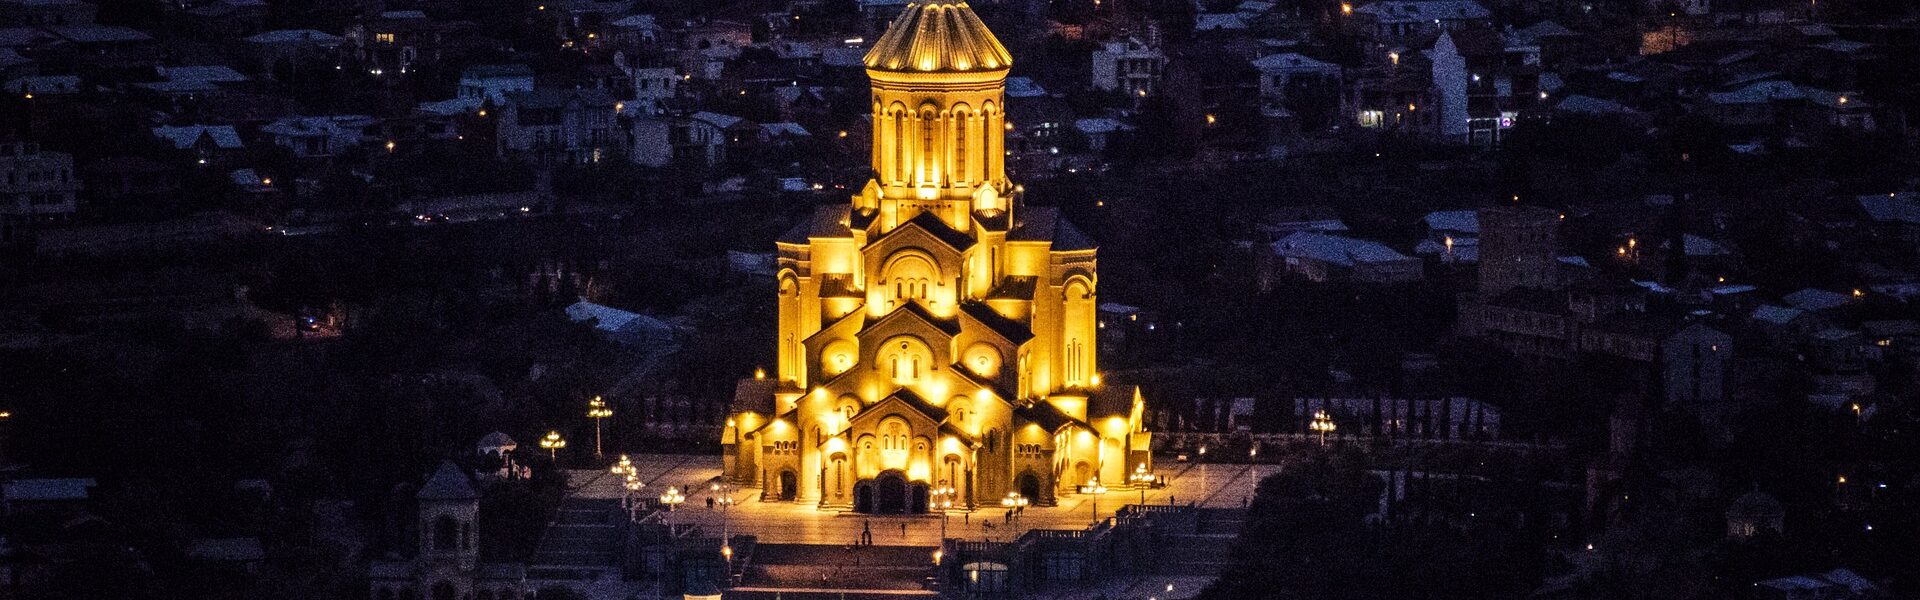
[[2, 0, 1919, 598]]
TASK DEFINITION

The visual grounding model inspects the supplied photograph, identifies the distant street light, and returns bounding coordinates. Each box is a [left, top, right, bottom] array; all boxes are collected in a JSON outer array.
[[933, 483, 956, 539], [540, 430, 567, 460], [1310, 410, 1338, 447], [1000, 491, 1029, 523], [1129, 463, 1154, 506], [660, 486, 686, 511], [587, 395, 614, 458]]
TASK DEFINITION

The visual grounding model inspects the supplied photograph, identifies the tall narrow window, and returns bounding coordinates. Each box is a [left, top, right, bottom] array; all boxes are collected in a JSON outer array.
[[921, 113, 935, 183], [954, 114, 968, 185], [893, 111, 906, 182]]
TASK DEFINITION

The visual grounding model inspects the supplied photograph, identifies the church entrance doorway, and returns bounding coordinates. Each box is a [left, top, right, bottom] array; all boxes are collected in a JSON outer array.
[[875, 471, 908, 513], [1016, 471, 1041, 503], [852, 471, 930, 514], [778, 470, 798, 501]]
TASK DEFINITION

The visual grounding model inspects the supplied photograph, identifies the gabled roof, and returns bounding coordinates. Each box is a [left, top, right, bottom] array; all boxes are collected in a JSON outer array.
[[732, 377, 777, 414], [1193, 13, 1248, 30], [689, 111, 749, 129], [1014, 402, 1083, 433], [1858, 193, 1920, 224], [857, 388, 949, 424], [1355, 0, 1489, 24], [244, 29, 342, 44], [418, 461, 478, 501], [860, 300, 961, 339], [48, 25, 152, 44], [880, 210, 976, 252], [1272, 231, 1413, 266], [959, 302, 1033, 345], [462, 63, 534, 79], [778, 204, 853, 244], [1708, 80, 1802, 105], [1783, 288, 1849, 312], [1005, 76, 1047, 97], [1251, 52, 1337, 73], [504, 87, 617, 109], [1555, 94, 1637, 115], [1422, 209, 1478, 234], [1750, 304, 1804, 325], [1008, 206, 1094, 250], [152, 125, 243, 149]]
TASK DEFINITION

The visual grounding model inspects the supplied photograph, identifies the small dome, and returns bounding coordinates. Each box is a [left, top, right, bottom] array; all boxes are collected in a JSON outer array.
[[863, 1, 1012, 74]]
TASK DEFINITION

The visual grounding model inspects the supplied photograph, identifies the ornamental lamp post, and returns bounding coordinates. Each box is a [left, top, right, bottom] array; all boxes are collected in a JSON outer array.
[[540, 430, 566, 461], [587, 396, 614, 458], [1129, 463, 1154, 506], [1085, 480, 1107, 521], [933, 484, 956, 539], [1310, 409, 1337, 447], [623, 474, 645, 518]]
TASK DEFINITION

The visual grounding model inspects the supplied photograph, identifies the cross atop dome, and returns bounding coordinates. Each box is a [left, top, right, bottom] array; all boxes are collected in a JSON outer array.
[[862, 0, 1012, 73]]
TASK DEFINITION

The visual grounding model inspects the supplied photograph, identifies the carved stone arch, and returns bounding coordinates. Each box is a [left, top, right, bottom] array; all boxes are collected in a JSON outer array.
[[835, 393, 863, 421], [821, 339, 858, 377], [877, 335, 934, 385], [880, 249, 940, 308], [1062, 274, 1096, 299]]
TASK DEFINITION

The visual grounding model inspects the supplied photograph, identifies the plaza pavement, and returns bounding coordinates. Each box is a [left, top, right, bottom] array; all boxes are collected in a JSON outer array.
[[568, 453, 1283, 547]]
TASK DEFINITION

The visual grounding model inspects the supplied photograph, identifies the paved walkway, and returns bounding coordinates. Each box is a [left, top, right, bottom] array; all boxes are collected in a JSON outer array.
[[582, 454, 1282, 546]]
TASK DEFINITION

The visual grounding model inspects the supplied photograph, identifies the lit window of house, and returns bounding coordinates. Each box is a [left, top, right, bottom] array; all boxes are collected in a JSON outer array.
[[376, 33, 396, 44], [1358, 110, 1384, 128]]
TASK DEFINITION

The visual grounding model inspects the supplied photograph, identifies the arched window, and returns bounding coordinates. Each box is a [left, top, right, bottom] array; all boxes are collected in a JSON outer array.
[[882, 337, 932, 385], [892, 109, 907, 182], [921, 110, 936, 183], [953, 109, 969, 184]]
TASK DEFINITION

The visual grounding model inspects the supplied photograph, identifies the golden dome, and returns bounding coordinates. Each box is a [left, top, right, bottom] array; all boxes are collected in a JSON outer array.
[[863, 0, 1012, 74]]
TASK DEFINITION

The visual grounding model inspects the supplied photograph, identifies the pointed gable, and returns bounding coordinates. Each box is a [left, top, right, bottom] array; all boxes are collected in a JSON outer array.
[[852, 388, 950, 428], [418, 461, 478, 501]]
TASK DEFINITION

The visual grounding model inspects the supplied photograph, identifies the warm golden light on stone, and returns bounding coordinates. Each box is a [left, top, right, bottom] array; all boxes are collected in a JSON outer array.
[[719, 0, 1148, 513]]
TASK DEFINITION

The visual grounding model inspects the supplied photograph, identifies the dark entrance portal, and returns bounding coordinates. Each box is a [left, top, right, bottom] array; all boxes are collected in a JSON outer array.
[[1017, 471, 1041, 503], [778, 470, 798, 501], [875, 471, 908, 514]]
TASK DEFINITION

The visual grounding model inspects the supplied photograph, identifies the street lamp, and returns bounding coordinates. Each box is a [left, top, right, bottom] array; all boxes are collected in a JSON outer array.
[[660, 486, 686, 511], [610, 454, 635, 478], [932, 483, 956, 539], [623, 474, 646, 519], [1000, 491, 1029, 523], [587, 396, 614, 458], [1129, 463, 1154, 507], [1085, 480, 1107, 521], [540, 430, 566, 461], [1310, 410, 1337, 447]]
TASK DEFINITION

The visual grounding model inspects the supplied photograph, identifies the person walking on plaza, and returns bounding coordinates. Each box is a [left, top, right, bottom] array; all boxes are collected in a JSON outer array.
[[861, 521, 873, 545]]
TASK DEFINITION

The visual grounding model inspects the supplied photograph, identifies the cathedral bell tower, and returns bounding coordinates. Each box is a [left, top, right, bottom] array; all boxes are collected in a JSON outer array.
[[859, 0, 1014, 233], [723, 0, 1149, 514]]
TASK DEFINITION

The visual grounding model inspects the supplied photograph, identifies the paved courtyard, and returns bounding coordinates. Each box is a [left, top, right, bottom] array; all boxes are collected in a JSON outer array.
[[568, 453, 1281, 546]]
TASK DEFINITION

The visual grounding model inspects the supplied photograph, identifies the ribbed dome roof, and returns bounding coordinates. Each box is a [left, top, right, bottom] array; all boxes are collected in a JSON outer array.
[[863, 1, 1012, 73]]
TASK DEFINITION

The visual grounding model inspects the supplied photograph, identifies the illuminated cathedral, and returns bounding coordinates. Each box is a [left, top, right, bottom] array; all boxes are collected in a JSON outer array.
[[722, 0, 1150, 514]]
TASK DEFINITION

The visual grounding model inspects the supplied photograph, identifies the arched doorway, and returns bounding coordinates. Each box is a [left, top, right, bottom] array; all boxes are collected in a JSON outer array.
[[778, 470, 798, 501], [854, 482, 874, 513], [1016, 471, 1041, 502], [874, 471, 908, 514]]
